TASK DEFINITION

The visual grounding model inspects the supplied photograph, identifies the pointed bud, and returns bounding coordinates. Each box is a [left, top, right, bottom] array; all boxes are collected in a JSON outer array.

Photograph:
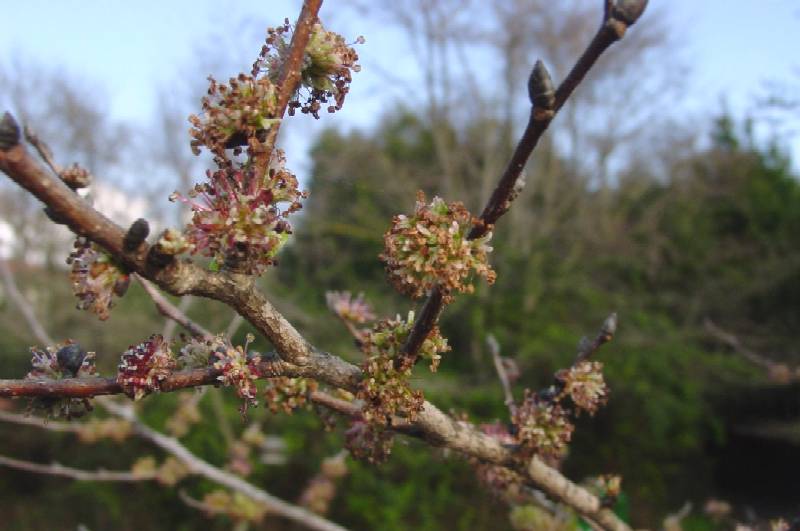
[[601, 312, 618, 340], [123, 218, 150, 251], [527, 61, 555, 119], [610, 0, 648, 26], [0, 112, 21, 151]]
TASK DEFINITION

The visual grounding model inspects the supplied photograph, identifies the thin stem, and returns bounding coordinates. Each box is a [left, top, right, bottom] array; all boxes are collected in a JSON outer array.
[[0, 454, 153, 482]]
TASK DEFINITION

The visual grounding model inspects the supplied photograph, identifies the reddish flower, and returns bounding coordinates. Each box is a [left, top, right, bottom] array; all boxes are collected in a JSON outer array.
[[117, 335, 176, 401]]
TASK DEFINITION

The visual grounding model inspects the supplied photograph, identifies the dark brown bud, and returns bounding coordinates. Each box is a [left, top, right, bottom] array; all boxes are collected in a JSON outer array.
[[0, 112, 21, 151], [113, 275, 131, 297], [610, 0, 648, 26], [527, 61, 555, 119], [56, 343, 87, 377], [123, 218, 150, 251]]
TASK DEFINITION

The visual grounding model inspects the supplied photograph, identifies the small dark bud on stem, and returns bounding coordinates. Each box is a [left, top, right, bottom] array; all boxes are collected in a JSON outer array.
[[123, 218, 150, 251], [56, 343, 87, 377], [528, 61, 555, 120], [610, 0, 648, 26], [0, 112, 21, 151]]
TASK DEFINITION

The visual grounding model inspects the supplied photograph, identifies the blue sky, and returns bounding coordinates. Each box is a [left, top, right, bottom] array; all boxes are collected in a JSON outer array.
[[1, 0, 798, 176]]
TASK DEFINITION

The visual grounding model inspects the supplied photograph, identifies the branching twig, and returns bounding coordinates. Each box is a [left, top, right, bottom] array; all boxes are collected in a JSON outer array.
[[0, 454, 154, 482], [402, 1, 647, 365], [136, 274, 212, 338]]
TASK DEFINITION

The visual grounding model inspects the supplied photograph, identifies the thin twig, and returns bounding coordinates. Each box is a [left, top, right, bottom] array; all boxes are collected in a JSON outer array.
[[0, 454, 154, 482], [487, 334, 516, 415], [163, 297, 195, 342], [23, 124, 63, 176], [136, 274, 212, 338], [0, 259, 55, 345]]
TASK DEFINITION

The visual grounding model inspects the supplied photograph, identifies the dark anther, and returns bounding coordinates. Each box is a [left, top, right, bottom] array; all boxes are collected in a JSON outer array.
[[56, 343, 87, 378]]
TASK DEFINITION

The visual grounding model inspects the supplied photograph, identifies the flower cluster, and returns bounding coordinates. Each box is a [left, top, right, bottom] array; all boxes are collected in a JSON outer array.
[[189, 74, 279, 157], [556, 360, 609, 415], [344, 419, 394, 464], [131, 456, 189, 486], [26, 341, 96, 419], [59, 163, 91, 189], [299, 452, 349, 515], [117, 335, 176, 401], [165, 392, 202, 438], [325, 291, 375, 324], [263, 377, 318, 414], [357, 312, 450, 426], [67, 238, 130, 320], [201, 490, 267, 524], [474, 423, 520, 495], [76, 418, 133, 443], [211, 334, 262, 413], [512, 390, 574, 461], [171, 150, 306, 273], [253, 20, 363, 118], [381, 192, 495, 302]]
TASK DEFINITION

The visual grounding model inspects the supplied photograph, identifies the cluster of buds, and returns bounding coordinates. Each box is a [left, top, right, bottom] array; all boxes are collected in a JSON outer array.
[[263, 377, 318, 414], [226, 423, 272, 476], [584, 474, 622, 508], [298, 452, 349, 515], [512, 390, 574, 461], [76, 418, 133, 443], [326, 290, 375, 324], [59, 162, 91, 189], [67, 238, 130, 320], [26, 341, 96, 418], [555, 361, 609, 415], [357, 312, 450, 426], [117, 335, 176, 401], [381, 192, 495, 302], [131, 456, 189, 486], [253, 20, 363, 118], [211, 334, 263, 413], [201, 489, 267, 524], [171, 150, 305, 273], [344, 419, 394, 464], [165, 392, 202, 438], [189, 74, 279, 158]]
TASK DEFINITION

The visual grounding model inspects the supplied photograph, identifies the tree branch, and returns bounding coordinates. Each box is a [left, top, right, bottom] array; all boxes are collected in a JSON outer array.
[[402, 0, 648, 363], [0, 259, 55, 345]]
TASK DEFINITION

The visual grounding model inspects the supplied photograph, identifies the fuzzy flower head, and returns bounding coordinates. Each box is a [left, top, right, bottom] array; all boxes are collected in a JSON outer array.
[[325, 291, 375, 324], [381, 192, 495, 302], [512, 390, 574, 460], [556, 361, 609, 415], [344, 419, 394, 464], [117, 335, 176, 401], [189, 74, 279, 157], [67, 238, 130, 320], [263, 377, 318, 414], [26, 341, 96, 419], [253, 20, 363, 118], [171, 150, 306, 273], [357, 312, 450, 424], [212, 334, 262, 413]]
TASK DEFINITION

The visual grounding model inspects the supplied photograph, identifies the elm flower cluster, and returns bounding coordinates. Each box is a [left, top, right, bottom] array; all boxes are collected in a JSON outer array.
[[212, 334, 262, 413], [263, 377, 318, 414], [381, 192, 495, 302], [67, 238, 130, 320], [253, 20, 363, 118], [189, 74, 279, 157], [344, 419, 395, 464], [171, 150, 306, 273], [556, 360, 609, 415], [357, 312, 450, 426], [512, 390, 574, 461], [26, 341, 96, 419], [325, 291, 375, 324], [474, 423, 521, 495], [117, 335, 176, 401]]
